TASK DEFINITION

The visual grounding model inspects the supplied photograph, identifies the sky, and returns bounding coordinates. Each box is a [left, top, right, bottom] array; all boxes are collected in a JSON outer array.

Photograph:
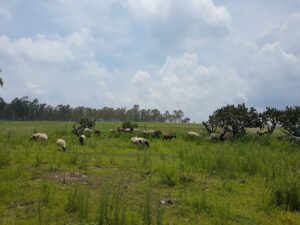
[[0, 0, 299, 121]]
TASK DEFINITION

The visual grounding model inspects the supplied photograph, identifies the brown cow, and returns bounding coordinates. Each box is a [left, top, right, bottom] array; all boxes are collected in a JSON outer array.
[[163, 133, 176, 141], [94, 129, 101, 136]]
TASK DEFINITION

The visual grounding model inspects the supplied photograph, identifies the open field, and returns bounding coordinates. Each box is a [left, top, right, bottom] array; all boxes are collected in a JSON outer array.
[[0, 121, 299, 225]]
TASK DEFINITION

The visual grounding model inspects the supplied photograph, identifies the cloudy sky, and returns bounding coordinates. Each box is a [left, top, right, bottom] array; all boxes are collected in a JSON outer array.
[[0, 0, 299, 121]]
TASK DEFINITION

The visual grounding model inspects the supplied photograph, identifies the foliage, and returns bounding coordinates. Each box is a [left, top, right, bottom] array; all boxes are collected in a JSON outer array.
[[260, 107, 282, 134], [202, 115, 218, 134], [203, 104, 299, 138], [181, 117, 190, 123], [213, 103, 259, 137], [78, 118, 96, 129], [122, 121, 138, 129], [72, 118, 96, 136], [280, 107, 300, 141], [280, 106, 300, 125], [281, 119, 300, 141]]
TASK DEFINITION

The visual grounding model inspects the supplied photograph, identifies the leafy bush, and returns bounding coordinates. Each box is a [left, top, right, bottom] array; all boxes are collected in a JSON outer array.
[[72, 118, 96, 136], [122, 121, 138, 129]]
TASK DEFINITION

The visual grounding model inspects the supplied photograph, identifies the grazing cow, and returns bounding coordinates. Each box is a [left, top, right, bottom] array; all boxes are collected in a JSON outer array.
[[209, 133, 219, 141], [187, 131, 200, 140], [257, 130, 267, 136], [130, 137, 149, 147], [142, 130, 155, 137], [79, 135, 86, 145], [29, 133, 48, 142], [153, 130, 162, 138], [124, 128, 134, 132], [56, 139, 67, 151], [94, 129, 101, 136], [210, 129, 228, 141], [83, 128, 92, 137], [163, 133, 176, 141], [109, 129, 115, 133], [117, 127, 125, 132]]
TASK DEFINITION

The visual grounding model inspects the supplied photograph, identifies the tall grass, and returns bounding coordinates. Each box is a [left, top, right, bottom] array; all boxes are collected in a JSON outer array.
[[270, 174, 300, 211], [65, 184, 90, 222], [40, 181, 52, 205], [97, 185, 135, 225], [0, 144, 11, 168], [159, 165, 176, 187], [97, 188, 110, 225], [69, 151, 79, 165]]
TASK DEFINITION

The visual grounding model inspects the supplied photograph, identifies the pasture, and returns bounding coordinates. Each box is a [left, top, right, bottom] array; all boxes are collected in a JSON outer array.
[[0, 121, 299, 225]]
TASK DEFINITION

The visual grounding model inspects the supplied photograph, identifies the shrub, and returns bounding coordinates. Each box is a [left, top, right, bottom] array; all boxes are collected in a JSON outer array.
[[122, 121, 138, 129]]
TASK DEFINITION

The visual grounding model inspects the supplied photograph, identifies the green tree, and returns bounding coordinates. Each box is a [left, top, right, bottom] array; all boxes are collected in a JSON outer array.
[[281, 106, 300, 125], [261, 107, 282, 134], [182, 117, 190, 123], [164, 110, 170, 122], [281, 119, 300, 142], [175, 110, 184, 123], [213, 103, 259, 137], [72, 118, 96, 136], [202, 115, 218, 134]]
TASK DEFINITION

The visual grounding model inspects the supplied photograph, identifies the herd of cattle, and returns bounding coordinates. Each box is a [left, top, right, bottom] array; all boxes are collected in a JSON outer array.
[[29, 127, 230, 151]]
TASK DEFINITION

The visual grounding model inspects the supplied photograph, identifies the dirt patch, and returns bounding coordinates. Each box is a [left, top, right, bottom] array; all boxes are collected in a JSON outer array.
[[41, 172, 89, 185]]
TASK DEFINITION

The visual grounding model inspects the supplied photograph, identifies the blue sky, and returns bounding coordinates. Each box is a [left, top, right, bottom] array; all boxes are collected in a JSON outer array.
[[0, 0, 299, 121]]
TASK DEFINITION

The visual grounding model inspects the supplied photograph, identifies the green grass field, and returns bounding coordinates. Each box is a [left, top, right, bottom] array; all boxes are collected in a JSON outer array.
[[0, 121, 299, 225]]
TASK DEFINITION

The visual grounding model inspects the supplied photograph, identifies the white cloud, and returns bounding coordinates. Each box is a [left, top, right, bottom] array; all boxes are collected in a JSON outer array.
[[125, 53, 247, 120], [126, 0, 171, 18], [25, 81, 45, 95], [259, 42, 298, 65], [0, 30, 115, 108], [233, 14, 300, 108], [83, 61, 113, 79], [127, 0, 230, 26], [126, 0, 231, 47], [99, 81, 115, 100], [0, 28, 97, 62], [132, 71, 151, 83], [0, 36, 71, 62], [258, 13, 300, 55]]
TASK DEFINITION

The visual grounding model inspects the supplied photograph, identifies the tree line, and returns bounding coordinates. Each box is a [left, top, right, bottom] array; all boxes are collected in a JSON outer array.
[[0, 96, 190, 122], [203, 103, 300, 139]]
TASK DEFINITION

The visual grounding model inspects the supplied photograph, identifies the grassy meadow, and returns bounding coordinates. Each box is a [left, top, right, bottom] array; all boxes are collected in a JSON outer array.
[[0, 121, 299, 225]]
